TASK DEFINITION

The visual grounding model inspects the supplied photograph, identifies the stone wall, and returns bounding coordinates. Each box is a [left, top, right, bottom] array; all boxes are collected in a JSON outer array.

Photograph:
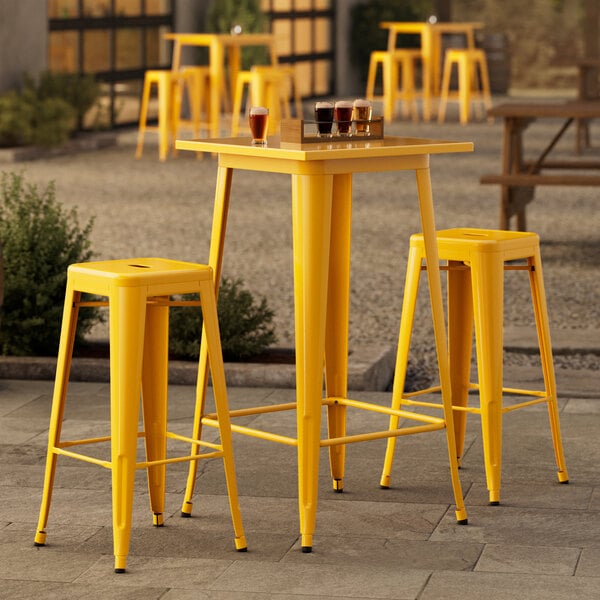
[[453, 0, 595, 93]]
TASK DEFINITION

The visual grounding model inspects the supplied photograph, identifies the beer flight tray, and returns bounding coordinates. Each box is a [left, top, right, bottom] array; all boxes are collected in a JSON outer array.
[[280, 117, 384, 144]]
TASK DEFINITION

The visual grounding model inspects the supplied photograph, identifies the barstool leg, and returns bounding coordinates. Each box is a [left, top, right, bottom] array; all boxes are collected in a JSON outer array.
[[380, 243, 423, 488], [382, 55, 395, 123], [141, 298, 169, 527], [528, 251, 569, 483], [110, 287, 147, 573], [470, 252, 504, 505], [447, 260, 474, 464], [135, 77, 152, 159], [34, 285, 80, 547], [199, 279, 247, 551]]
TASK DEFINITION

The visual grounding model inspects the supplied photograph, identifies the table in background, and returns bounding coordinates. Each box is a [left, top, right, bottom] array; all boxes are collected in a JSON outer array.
[[480, 101, 600, 230], [380, 21, 484, 121], [176, 134, 473, 551], [164, 33, 277, 137]]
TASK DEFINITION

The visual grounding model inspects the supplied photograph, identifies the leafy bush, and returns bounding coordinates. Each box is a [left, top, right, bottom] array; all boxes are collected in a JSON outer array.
[[0, 172, 101, 356], [349, 0, 434, 86], [34, 72, 100, 124], [169, 277, 277, 361], [0, 71, 100, 148]]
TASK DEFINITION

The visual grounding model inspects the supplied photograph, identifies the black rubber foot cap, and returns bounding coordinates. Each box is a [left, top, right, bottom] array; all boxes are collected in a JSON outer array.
[[33, 542, 45, 547], [560, 480, 570, 484], [114, 568, 125, 574], [237, 547, 248, 552], [334, 488, 344, 494], [458, 518, 469, 525], [180, 511, 191, 518], [490, 500, 500, 506], [379, 485, 390, 490], [301, 546, 312, 553]]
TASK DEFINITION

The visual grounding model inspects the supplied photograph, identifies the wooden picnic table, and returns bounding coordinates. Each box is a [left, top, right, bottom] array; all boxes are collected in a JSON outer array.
[[480, 100, 600, 230]]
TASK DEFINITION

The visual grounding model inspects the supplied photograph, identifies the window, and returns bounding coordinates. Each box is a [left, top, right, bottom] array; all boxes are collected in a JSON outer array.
[[48, 0, 174, 128]]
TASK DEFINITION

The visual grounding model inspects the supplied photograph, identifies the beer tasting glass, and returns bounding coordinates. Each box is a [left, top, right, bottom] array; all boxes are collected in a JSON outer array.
[[334, 100, 353, 136], [249, 106, 269, 145], [353, 99, 372, 135], [314, 101, 334, 137]]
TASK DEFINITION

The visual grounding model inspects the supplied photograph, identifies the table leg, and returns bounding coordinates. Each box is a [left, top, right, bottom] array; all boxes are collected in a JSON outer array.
[[415, 166, 468, 523], [291, 172, 334, 552], [325, 174, 352, 492], [209, 40, 225, 138], [182, 166, 233, 517]]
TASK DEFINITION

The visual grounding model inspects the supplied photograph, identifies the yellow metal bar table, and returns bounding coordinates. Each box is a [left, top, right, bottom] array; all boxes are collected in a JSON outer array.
[[164, 33, 278, 138], [380, 21, 483, 121], [176, 134, 473, 552]]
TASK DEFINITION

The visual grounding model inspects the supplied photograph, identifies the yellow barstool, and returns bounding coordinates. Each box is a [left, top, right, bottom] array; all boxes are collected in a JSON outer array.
[[437, 48, 492, 124], [381, 228, 569, 504], [34, 258, 247, 573], [135, 70, 178, 161], [231, 65, 302, 136], [365, 49, 420, 123]]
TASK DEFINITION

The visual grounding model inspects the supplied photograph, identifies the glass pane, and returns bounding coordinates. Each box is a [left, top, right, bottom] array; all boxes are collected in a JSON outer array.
[[146, 0, 170, 15], [314, 18, 330, 53], [313, 59, 331, 96], [82, 0, 111, 17], [294, 19, 312, 55], [49, 0, 79, 18], [295, 0, 312, 10], [314, 0, 331, 9], [116, 29, 141, 69], [115, 0, 141, 16], [83, 30, 110, 71], [273, 20, 292, 57], [295, 61, 312, 97], [114, 79, 143, 125], [49, 32, 78, 72], [146, 27, 171, 66]]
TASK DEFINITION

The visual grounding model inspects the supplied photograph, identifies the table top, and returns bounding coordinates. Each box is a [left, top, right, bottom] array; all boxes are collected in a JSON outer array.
[[488, 101, 600, 120], [175, 135, 473, 161], [163, 32, 276, 47], [380, 21, 484, 33]]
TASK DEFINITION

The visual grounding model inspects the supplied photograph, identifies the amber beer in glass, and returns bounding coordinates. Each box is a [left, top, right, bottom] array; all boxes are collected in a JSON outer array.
[[249, 106, 269, 145], [334, 100, 353, 136], [353, 99, 372, 135], [314, 101, 334, 137]]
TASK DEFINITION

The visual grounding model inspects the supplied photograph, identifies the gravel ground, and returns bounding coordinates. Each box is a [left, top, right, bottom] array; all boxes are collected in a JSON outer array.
[[7, 101, 599, 376]]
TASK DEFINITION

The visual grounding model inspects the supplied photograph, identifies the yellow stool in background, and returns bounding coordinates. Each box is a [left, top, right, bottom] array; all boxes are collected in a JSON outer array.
[[437, 48, 492, 125], [34, 258, 247, 573], [365, 49, 420, 123], [381, 228, 569, 504], [231, 65, 302, 136], [136, 70, 178, 161]]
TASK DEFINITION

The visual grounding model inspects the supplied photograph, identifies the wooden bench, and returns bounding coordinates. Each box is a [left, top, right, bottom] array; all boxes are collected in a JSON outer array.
[[481, 173, 600, 187], [482, 101, 600, 230]]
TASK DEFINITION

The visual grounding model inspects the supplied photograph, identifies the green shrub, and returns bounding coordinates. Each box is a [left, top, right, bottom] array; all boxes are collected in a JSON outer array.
[[349, 0, 434, 86], [33, 72, 100, 124], [0, 172, 101, 356], [169, 277, 277, 361], [0, 71, 100, 148]]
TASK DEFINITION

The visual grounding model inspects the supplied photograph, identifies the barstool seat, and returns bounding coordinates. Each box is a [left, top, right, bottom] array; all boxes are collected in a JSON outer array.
[[381, 228, 569, 505], [437, 48, 492, 125], [365, 49, 420, 123], [231, 65, 302, 136], [34, 257, 247, 573]]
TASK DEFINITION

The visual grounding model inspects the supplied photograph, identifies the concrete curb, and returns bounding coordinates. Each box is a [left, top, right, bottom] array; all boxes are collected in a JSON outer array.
[[0, 343, 396, 392]]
